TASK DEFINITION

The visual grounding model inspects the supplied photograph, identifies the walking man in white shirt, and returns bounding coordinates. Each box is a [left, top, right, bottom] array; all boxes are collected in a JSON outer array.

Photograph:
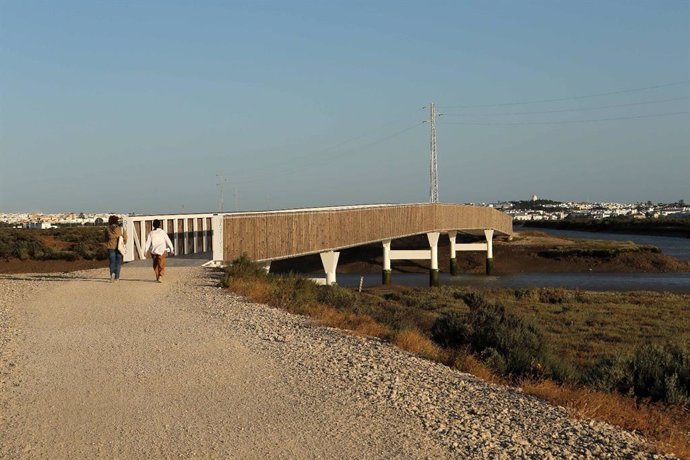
[[144, 219, 175, 283]]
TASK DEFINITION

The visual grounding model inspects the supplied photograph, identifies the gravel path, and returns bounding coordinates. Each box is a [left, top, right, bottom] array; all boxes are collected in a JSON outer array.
[[0, 267, 673, 459]]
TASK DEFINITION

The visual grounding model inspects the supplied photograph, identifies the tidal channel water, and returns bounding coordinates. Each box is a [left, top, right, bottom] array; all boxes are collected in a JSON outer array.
[[334, 229, 690, 293]]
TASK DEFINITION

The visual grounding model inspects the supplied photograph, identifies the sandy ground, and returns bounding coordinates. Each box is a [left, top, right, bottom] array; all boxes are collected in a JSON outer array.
[[0, 267, 448, 459]]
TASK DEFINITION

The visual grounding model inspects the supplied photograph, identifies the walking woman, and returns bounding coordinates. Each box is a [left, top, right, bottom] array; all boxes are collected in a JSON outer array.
[[104, 215, 127, 282]]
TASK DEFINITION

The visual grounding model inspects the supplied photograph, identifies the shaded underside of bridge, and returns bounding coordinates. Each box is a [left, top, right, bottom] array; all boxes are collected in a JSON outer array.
[[221, 203, 512, 262]]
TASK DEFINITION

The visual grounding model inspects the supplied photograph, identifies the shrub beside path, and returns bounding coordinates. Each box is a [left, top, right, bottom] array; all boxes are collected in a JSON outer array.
[[0, 267, 674, 459]]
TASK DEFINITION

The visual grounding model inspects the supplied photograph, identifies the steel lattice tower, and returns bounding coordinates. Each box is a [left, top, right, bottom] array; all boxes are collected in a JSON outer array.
[[429, 102, 438, 203]]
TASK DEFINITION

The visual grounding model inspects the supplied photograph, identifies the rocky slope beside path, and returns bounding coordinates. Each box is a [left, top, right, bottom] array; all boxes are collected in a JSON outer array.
[[0, 267, 675, 459]]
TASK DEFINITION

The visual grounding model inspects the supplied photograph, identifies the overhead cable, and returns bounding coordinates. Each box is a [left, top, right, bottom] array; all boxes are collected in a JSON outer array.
[[439, 80, 690, 109], [438, 110, 690, 126], [441, 96, 690, 117], [230, 121, 425, 186]]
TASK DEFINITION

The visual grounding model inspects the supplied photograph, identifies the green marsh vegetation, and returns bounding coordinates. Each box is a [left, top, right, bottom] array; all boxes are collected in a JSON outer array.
[[0, 226, 108, 261]]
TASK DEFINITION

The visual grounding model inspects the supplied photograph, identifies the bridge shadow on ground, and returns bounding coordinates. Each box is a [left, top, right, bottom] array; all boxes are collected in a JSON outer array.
[[125, 251, 212, 268]]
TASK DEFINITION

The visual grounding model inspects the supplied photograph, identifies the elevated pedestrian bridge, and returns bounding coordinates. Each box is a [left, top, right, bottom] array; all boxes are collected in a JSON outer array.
[[123, 203, 512, 285]]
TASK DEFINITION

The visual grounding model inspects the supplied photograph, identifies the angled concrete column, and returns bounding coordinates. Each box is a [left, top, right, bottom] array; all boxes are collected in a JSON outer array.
[[427, 232, 440, 286], [320, 251, 340, 285], [448, 231, 458, 276], [382, 240, 392, 285], [484, 229, 494, 275]]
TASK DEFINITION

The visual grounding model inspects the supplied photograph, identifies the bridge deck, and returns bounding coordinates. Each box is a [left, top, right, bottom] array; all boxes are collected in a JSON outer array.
[[222, 203, 512, 262]]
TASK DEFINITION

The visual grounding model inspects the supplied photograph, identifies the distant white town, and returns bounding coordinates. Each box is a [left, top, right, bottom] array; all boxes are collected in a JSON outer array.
[[1, 197, 688, 228], [480, 196, 689, 222], [0, 212, 115, 229]]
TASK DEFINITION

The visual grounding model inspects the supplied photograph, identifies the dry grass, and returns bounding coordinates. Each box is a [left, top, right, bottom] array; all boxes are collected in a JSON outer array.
[[348, 316, 392, 339], [313, 307, 391, 338], [522, 379, 690, 459], [393, 329, 443, 361], [229, 278, 274, 304], [312, 306, 345, 327], [453, 353, 501, 384]]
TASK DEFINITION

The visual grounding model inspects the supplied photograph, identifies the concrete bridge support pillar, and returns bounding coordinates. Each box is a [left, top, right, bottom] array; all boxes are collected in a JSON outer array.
[[428, 232, 440, 287], [448, 231, 458, 276], [320, 251, 340, 285], [262, 262, 271, 274], [382, 240, 392, 285], [484, 229, 494, 275]]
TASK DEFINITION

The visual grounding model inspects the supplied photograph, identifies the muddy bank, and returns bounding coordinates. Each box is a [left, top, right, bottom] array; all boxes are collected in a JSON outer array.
[[521, 219, 690, 239], [0, 258, 105, 274], [271, 232, 690, 275]]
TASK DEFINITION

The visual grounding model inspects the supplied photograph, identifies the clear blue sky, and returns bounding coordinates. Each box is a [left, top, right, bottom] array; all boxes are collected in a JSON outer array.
[[1, 0, 689, 214]]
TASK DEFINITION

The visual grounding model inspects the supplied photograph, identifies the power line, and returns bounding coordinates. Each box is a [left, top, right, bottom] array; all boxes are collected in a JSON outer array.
[[437, 110, 690, 126], [228, 111, 423, 179], [345, 122, 424, 152], [306, 115, 424, 157], [229, 121, 425, 186], [441, 96, 690, 117], [439, 80, 690, 109]]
